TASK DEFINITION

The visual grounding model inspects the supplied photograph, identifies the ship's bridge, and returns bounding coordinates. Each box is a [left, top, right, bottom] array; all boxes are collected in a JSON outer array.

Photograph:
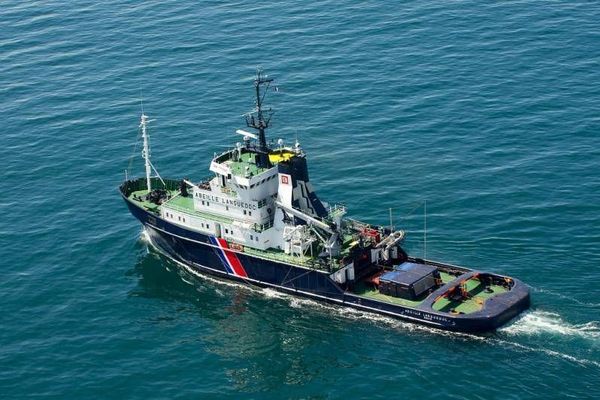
[[208, 146, 303, 196], [196, 146, 303, 224]]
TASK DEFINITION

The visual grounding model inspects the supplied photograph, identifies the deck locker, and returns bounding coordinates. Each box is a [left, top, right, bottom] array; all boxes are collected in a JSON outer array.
[[378, 262, 440, 300]]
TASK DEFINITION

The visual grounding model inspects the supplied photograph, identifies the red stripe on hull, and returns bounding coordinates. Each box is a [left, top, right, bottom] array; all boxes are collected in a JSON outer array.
[[217, 238, 248, 278]]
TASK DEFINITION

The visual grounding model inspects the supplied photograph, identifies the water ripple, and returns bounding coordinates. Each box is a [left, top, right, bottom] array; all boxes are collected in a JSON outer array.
[[2, 0, 600, 398]]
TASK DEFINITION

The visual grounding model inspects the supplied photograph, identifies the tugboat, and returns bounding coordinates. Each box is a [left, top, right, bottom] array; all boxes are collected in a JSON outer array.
[[120, 71, 530, 332]]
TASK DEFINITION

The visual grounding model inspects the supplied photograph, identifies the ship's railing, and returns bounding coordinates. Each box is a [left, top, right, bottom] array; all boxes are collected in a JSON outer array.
[[253, 220, 274, 232], [120, 177, 181, 197], [328, 203, 347, 217], [242, 246, 333, 270], [344, 217, 371, 231], [192, 176, 213, 191], [220, 186, 237, 196]]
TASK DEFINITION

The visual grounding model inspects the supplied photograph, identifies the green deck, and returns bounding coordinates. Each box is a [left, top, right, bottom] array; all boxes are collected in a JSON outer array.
[[128, 189, 180, 214], [163, 193, 235, 224], [354, 283, 429, 307], [127, 189, 236, 225], [354, 272, 509, 314], [228, 152, 269, 177], [354, 272, 456, 307], [431, 279, 509, 314]]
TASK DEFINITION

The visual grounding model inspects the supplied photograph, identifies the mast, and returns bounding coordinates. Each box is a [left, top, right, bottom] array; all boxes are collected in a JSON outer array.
[[424, 200, 427, 261], [140, 113, 152, 193], [246, 69, 274, 168]]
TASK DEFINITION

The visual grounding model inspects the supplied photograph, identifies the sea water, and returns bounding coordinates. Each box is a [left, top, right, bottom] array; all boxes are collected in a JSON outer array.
[[1, 1, 599, 398]]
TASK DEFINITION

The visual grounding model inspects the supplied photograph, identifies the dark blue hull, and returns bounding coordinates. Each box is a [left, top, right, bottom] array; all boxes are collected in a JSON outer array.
[[123, 197, 530, 333]]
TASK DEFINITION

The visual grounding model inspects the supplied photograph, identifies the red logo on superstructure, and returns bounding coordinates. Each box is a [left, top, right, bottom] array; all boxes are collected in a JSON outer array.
[[281, 175, 289, 185]]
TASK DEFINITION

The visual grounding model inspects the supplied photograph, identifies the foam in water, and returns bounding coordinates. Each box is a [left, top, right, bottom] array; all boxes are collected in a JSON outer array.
[[139, 231, 600, 367], [500, 310, 600, 340], [263, 286, 489, 340], [260, 288, 288, 300], [140, 228, 151, 243], [489, 337, 600, 368], [492, 311, 600, 368], [180, 276, 195, 286]]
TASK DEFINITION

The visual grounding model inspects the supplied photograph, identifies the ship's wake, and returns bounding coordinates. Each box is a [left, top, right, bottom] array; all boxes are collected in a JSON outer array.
[[262, 287, 490, 341], [499, 310, 600, 340], [491, 310, 600, 368], [139, 230, 600, 369], [533, 287, 600, 308], [490, 337, 600, 368], [264, 290, 600, 368]]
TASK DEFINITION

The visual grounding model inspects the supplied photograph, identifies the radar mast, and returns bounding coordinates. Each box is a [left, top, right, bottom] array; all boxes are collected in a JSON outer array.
[[245, 69, 274, 168]]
